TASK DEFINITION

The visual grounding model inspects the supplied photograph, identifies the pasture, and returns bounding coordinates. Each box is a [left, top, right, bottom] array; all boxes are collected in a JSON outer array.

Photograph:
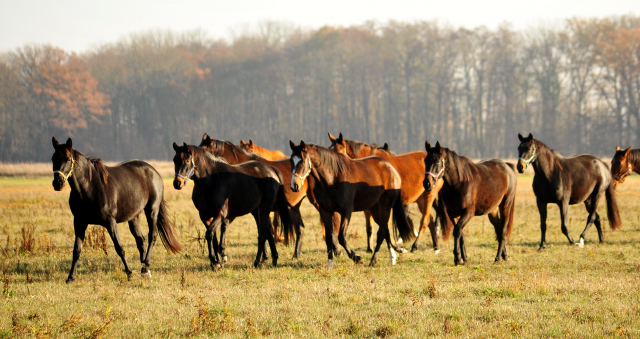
[[0, 165, 639, 338]]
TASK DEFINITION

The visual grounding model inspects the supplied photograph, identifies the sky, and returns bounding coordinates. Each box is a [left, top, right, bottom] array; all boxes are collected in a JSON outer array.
[[1, 0, 638, 53]]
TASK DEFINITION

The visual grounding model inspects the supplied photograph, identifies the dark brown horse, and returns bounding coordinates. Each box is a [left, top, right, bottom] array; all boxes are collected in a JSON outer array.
[[199, 134, 316, 259], [172, 143, 291, 268], [240, 138, 288, 161], [424, 141, 517, 265], [51, 137, 182, 283], [329, 133, 442, 253], [517, 133, 621, 248], [611, 146, 638, 187], [289, 141, 415, 268]]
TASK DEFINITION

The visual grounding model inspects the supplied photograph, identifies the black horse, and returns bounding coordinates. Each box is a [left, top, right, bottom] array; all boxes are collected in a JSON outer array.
[[51, 137, 182, 283], [517, 133, 622, 249], [172, 143, 291, 269]]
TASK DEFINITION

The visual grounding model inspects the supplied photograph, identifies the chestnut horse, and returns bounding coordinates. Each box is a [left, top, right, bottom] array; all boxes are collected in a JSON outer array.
[[517, 133, 621, 248], [51, 137, 182, 283], [172, 143, 291, 268], [240, 138, 288, 160], [328, 133, 441, 253], [424, 141, 517, 265], [289, 141, 415, 268], [199, 134, 319, 259], [611, 146, 638, 187]]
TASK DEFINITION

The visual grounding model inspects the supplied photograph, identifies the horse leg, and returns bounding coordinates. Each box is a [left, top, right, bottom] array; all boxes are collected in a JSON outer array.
[[106, 218, 133, 280], [488, 210, 504, 262], [319, 209, 337, 269], [411, 194, 438, 253], [337, 211, 362, 264], [364, 210, 374, 253], [66, 219, 88, 283], [331, 212, 342, 257], [369, 223, 388, 267], [578, 195, 601, 247], [453, 211, 473, 266], [128, 215, 148, 277], [261, 208, 279, 267], [203, 214, 223, 270], [272, 211, 283, 242], [537, 200, 548, 251], [291, 205, 304, 259], [593, 213, 603, 243], [558, 201, 575, 245], [219, 218, 230, 263]]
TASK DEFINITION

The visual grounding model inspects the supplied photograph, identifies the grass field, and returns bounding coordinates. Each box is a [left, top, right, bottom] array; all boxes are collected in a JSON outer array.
[[0, 167, 639, 338]]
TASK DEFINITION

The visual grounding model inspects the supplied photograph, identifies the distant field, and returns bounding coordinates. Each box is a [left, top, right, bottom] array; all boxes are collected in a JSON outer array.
[[0, 171, 638, 338]]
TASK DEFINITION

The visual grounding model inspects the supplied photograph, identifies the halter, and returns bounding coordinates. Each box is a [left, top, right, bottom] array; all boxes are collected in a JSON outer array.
[[518, 146, 537, 169], [53, 158, 75, 181], [614, 163, 633, 182], [176, 157, 196, 186], [294, 156, 313, 181], [426, 159, 445, 181]]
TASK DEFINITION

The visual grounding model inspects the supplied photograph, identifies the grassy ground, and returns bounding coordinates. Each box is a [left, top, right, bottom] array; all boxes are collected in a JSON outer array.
[[0, 169, 639, 338]]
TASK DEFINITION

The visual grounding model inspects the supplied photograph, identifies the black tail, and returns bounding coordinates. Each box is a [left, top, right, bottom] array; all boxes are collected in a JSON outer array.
[[392, 205, 415, 239], [606, 182, 622, 231], [505, 162, 517, 173], [157, 200, 182, 253], [270, 166, 294, 244], [392, 195, 416, 241]]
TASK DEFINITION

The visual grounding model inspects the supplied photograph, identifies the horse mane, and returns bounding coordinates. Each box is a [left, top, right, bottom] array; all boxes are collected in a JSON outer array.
[[445, 148, 476, 182], [344, 139, 372, 157], [628, 149, 640, 169], [189, 145, 229, 165], [209, 138, 262, 162], [309, 144, 354, 173], [533, 139, 563, 171], [70, 149, 108, 185]]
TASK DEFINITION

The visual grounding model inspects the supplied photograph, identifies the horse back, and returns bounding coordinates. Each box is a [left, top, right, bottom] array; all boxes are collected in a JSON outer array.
[[374, 151, 426, 204], [559, 155, 610, 204], [355, 156, 402, 190]]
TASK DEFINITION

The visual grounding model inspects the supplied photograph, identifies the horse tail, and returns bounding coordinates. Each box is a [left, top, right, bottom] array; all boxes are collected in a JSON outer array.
[[392, 205, 415, 239], [505, 164, 517, 240], [270, 166, 294, 245], [505, 195, 516, 241], [505, 162, 517, 173], [157, 200, 183, 253], [392, 195, 415, 241], [438, 199, 454, 242], [605, 182, 622, 231]]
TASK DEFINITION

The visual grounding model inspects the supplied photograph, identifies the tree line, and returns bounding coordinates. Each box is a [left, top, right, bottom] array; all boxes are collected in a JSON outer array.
[[1, 16, 639, 162]]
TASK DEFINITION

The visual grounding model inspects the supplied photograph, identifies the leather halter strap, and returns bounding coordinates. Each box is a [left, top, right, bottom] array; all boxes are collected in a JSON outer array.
[[175, 157, 196, 186], [53, 158, 75, 181], [294, 156, 313, 181], [518, 146, 537, 169], [426, 159, 445, 181]]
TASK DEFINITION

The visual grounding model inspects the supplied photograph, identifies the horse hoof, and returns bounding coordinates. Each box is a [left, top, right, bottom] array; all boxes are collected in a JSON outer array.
[[575, 238, 584, 248], [327, 260, 334, 269], [354, 256, 364, 265], [65, 277, 74, 284], [537, 246, 546, 252], [141, 270, 151, 279], [397, 247, 407, 254], [366, 249, 373, 253], [223, 256, 228, 263], [410, 246, 418, 253], [369, 258, 377, 267], [272, 259, 278, 267], [397, 237, 403, 245], [389, 257, 397, 265], [434, 249, 440, 255]]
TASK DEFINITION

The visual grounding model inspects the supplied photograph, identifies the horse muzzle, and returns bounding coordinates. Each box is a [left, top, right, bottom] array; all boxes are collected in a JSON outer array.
[[423, 178, 433, 192], [173, 177, 185, 190], [52, 175, 65, 191], [516, 161, 526, 173]]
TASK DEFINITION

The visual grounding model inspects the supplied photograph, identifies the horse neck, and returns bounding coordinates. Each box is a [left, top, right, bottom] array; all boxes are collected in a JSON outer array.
[[531, 143, 557, 180], [67, 154, 98, 197], [309, 146, 337, 184], [629, 150, 640, 173], [442, 153, 463, 187], [228, 145, 259, 164], [372, 149, 391, 160]]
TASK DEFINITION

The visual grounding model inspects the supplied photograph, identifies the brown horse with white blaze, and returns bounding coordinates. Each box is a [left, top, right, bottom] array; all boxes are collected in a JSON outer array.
[[611, 146, 638, 187], [517, 133, 621, 248], [289, 140, 415, 268], [424, 141, 517, 265], [329, 133, 442, 253]]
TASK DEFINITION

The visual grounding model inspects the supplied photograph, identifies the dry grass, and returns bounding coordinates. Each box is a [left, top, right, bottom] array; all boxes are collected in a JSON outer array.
[[0, 171, 638, 338]]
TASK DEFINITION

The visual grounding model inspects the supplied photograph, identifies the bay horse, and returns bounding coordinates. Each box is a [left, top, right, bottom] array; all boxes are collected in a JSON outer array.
[[517, 133, 621, 248], [289, 140, 415, 268], [51, 137, 182, 283], [328, 133, 441, 254], [199, 133, 318, 259], [172, 143, 291, 268], [611, 146, 638, 187], [423, 141, 517, 265], [240, 139, 288, 160]]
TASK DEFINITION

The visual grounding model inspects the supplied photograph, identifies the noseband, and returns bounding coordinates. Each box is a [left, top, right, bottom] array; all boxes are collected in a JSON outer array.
[[614, 163, 632, 182], [426, 159, 445, 181], [294, 156, 313, 182], [176, 157, 196, 186], [518, 146, 537, 169], [54, 158, 76, 181]]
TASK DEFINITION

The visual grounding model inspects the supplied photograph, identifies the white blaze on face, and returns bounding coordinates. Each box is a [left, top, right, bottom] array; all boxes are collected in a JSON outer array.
[[291, 155, 302, 189]]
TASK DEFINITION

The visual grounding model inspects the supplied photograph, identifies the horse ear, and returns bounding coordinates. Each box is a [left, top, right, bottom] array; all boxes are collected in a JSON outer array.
[[300, 140, 307, 151], [383, 143, 389, 151], [338, 133, 343, 142], [248, 139, 253, 146], [173, 142, 180, 152], [66, 138, 73, 148], [52, 137, 59, 148], [289, 140, 296, 150], [527, 133, 533, 140], [435, 141, 441, 150], [328, 133, 336, 142], [182, 142, 188, 151], [240, 139, 246, 146], [518, 133, 524, 142], [616, 145, 621, 151], [202, 133, 209, 141], [425, 140, 431, 151], [625, 147, 632, 157]]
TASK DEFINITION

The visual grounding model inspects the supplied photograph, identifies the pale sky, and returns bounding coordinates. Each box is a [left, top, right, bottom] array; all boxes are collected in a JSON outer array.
[[1, 0, 637, 53]]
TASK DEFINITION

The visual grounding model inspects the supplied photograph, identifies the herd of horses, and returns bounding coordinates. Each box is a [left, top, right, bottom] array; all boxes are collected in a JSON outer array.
[[50, 132, 631, 283]]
